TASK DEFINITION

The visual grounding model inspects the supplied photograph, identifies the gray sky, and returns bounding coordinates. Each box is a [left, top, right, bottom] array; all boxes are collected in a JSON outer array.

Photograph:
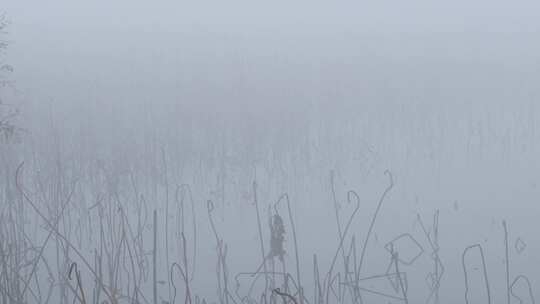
[[4, 0, 540, 114], [5, 0, 540, 33]]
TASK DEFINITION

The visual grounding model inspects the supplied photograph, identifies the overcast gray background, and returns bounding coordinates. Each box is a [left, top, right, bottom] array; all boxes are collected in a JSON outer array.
[[2, 1, 540, 303]]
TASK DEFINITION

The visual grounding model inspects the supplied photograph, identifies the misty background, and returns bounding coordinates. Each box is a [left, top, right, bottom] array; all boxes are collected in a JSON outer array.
[[2, 1, 540, 303]]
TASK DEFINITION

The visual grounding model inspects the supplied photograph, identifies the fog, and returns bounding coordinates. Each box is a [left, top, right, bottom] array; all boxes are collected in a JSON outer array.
[[1, 1, 540, 304]]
